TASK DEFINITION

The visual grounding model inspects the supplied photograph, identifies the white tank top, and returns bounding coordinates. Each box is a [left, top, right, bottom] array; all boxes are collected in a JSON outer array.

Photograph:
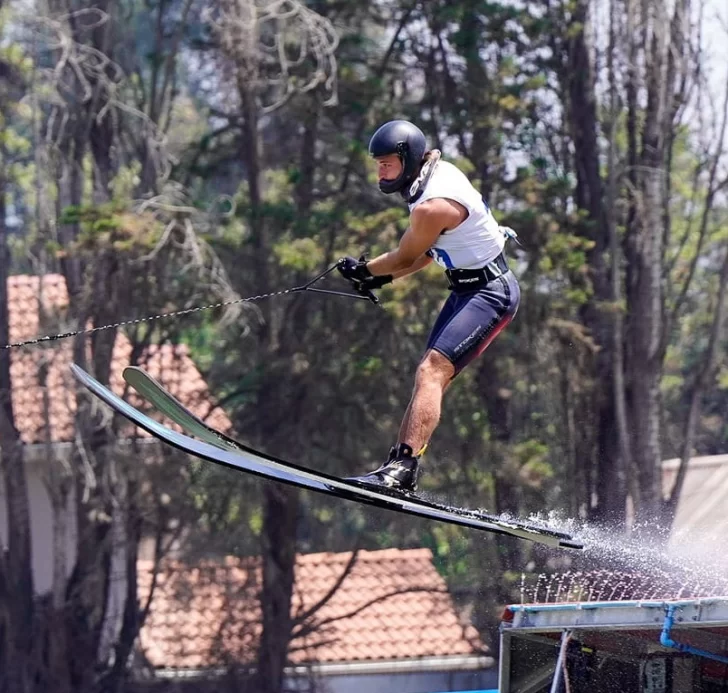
[[408, 160, 505, 270]]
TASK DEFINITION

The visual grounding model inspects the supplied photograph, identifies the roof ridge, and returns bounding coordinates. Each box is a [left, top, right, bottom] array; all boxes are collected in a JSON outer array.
[[138, 547, 435, 572], [8, 272, 65, 281], [295, 547, 434, 563]]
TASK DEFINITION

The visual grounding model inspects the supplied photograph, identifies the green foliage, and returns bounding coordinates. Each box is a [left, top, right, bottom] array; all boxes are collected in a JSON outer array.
[[273, 236, 323, 271], [512, 440, 554, 489], [60, 203, 164, 253], [109, 162, 143, 202], [718, 368, 728, 391], [0, 126, 30, 155]]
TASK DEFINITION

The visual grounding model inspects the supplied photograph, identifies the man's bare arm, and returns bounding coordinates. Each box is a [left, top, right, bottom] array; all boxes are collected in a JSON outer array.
[[392, 254, 433, 280], [366, 199, 461, 276]]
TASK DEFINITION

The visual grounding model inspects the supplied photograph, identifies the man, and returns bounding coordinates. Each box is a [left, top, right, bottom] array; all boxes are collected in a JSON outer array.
[[338, 119, 520, 493]]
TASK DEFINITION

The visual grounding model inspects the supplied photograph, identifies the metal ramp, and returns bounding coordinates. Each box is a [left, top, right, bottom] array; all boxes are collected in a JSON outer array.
[[499, 598, 728, 692]]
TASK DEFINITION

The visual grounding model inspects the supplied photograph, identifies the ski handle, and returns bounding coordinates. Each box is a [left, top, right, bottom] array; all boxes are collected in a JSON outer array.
[[294, 260, 381, 306]]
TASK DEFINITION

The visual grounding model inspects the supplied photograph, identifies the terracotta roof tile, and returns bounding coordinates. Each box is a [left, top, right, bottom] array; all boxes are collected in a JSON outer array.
[[7, 275, 231, 442], [138, 548, 486, 669]]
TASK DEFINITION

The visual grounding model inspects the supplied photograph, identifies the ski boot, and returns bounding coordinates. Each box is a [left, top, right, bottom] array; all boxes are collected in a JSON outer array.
[[346, 443, 425, 493]]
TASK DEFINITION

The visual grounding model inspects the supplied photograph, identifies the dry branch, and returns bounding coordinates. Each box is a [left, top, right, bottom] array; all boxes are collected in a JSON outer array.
[[205, 0, 339, 113]]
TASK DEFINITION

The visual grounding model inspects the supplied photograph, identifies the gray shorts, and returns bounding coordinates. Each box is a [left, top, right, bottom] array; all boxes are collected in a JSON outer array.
[[426, 271, 520, 374]]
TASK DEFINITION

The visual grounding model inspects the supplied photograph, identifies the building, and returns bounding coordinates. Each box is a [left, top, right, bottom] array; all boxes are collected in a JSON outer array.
[[136, 547, 496, 693], [0, 274, 231, 594], [662, 453, 728, 541]]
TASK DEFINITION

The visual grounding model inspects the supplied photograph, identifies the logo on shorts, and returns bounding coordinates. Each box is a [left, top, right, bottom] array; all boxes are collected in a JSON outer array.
[[454, 327, 483, 356]]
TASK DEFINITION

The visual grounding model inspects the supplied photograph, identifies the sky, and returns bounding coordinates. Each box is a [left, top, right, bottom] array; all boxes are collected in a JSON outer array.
[[703, 0, 728, 170], [703, 0, 728, 98]]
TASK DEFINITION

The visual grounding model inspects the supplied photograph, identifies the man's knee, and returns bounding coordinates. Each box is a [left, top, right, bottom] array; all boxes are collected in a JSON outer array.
[[416, 350, 455, 385]]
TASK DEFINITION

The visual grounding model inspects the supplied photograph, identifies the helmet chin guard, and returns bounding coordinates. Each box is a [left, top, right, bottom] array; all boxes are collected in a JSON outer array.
[[368, 120, 427, 195]]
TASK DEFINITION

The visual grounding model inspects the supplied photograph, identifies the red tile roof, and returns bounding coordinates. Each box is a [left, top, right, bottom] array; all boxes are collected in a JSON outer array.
[[137, 548, 486, 669], [7, 274, 231, 442]]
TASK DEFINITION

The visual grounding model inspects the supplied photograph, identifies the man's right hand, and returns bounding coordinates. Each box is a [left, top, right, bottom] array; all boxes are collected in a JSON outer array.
[[337, 255, 393, 294], [337, 255, 372, 282]]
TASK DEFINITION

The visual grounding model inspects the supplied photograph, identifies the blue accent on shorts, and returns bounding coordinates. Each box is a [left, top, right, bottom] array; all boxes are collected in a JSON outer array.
[[426, 271, 520, 374]]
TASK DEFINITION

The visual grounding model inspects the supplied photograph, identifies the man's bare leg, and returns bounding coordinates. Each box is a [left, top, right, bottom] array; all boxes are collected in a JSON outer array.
[[347, 351, 455, 490], [398, 349, 455, 454]]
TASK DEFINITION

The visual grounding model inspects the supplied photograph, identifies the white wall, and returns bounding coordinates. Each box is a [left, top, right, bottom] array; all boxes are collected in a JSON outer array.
[[0, 443, 77, 595], [286, 670, 498, 693]]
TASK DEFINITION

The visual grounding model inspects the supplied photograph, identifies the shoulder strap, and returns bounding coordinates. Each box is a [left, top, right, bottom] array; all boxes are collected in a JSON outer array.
[[402, 149, 442, 204]]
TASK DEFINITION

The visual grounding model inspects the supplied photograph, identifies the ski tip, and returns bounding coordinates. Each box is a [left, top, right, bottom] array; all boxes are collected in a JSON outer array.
[[559, 537, 584, 550]]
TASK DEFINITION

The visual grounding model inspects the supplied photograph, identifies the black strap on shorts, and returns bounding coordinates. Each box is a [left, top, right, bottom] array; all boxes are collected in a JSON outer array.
[[445, 253, 509, 292]]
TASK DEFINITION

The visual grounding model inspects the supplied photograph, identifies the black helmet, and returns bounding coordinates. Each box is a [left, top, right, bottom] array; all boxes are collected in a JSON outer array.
[[368, 120, 427, 195]]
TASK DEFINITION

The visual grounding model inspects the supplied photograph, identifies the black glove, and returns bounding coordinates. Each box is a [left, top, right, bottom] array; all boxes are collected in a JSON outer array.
[[337, 256, 393, 293], [359, 273, 393, 290], [337, 255, 372, 282]]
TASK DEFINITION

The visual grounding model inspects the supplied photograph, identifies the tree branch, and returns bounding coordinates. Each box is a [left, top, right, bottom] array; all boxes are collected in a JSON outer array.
[[662, 65, 728, 359], [291, 549, 361, 627], [291, 586, 451, 642], [666, 242, 728, 516]]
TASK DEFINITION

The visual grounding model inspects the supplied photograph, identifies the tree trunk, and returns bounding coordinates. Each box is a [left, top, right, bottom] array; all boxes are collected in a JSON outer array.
[[623, 0, 681, 524], [238, 81, 268, 292], [476, 348, 521, 560], [627, 164, 664, 520], [606, 0, 632, 531], [0, 167, 35, 693], [224, 22, 304, 685], [255, 484, 298, 693], [561, 0, 623, 523], [295, 101, 320, 216], [39, 372, 73, 693]]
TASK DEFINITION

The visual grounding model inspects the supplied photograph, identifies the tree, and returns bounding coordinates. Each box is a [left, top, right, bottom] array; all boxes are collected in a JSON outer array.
[[549, 0, 728, 527], [551, 0, 624, 523], [198, 2, 339, 689], [0, 10, 36, 690], [0, 2, 236, 691]]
